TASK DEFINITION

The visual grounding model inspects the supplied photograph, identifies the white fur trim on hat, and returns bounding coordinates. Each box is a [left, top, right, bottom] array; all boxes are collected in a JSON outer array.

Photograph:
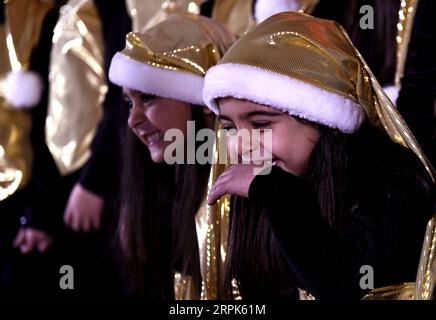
[[255, 0, 300, 23], [3, 70, 43, 109], [108, 52, 205, 106], [203, 63, 365, 133]]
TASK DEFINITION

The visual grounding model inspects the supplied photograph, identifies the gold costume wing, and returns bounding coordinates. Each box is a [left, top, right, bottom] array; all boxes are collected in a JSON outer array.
[[45, 0, 107, 175], [1, 0, 54, 200]]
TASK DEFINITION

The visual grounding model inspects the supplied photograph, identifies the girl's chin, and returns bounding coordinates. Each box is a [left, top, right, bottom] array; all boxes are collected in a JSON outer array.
[[150, 150, 165, 163], [273, 161, 292, 174], [277, 163, 304, 176], [148, 147, 166, 164]]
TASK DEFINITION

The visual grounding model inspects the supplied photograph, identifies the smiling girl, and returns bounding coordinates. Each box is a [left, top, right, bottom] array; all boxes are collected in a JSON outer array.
[[203, 12, 436, 299], [108, 13, 234, 298]]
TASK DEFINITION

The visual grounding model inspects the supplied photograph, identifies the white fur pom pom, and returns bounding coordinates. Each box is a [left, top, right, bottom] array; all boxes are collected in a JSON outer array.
[[3, 70, 44, 109], [254, 0, 300, 23]]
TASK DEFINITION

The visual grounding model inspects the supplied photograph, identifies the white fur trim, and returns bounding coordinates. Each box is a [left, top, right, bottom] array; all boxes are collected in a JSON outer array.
[[255, 0, 300, 23], [203, 63, 365, 133], [383, 85, 399, 106], [3, 71, 43, 108], [109, 52, 205, 105]]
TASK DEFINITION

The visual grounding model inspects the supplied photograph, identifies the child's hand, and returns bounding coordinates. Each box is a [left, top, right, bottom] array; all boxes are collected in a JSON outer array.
[[13, 227, 54, 254], [64, 184, 104, 232], [207, 164, 259, 205]]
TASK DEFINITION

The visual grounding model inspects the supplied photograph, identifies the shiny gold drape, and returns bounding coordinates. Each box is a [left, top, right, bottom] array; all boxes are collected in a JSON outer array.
[[174, 122, 232, 300], [46, 0, 107, 175], [126, 0, 166, 32], [0, 0, 53, 201], [210, 0, 319, 38], [0, 96, 32, 201], [195, 126, 231, 300], [135, 0, 204, 32], [0, 25, 32, 201], [4, 0, 54, 72], [212, 0, 255, 36], [415, 216, 436, 300], [395, 0, 419, 87]]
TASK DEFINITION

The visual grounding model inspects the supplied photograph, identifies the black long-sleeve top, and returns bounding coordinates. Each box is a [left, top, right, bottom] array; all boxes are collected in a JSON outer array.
[[248, 161, 434, 300], [78, 0, 131, 199]]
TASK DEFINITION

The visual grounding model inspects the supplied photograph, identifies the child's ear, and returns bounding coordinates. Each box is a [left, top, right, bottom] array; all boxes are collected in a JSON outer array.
[[202, 106, 213, 115]]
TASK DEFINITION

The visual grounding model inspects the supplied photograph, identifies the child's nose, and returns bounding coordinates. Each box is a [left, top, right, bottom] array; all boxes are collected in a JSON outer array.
[[229, 132, 255, 163], [128, 104, 147, 130]]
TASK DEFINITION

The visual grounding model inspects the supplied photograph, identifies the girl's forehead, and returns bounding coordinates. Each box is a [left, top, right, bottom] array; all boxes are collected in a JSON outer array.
[[123, 87, 144, 95], [218, 97, 269, 110], [218, 97, 284, 117]]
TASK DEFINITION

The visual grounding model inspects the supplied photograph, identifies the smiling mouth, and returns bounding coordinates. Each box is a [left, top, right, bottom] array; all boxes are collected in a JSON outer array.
[[142, 131, 164, 146]]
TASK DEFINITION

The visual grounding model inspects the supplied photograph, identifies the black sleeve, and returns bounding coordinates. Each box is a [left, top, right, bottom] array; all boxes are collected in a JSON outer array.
[[23, 5, 69, 237], [248, 166, 431, 300], [78, 0, 131, 198], [310, 0, 348, 22], [397, 0, 436, 166], [0, 1, 4, 23], [200, 0, 214, 17]]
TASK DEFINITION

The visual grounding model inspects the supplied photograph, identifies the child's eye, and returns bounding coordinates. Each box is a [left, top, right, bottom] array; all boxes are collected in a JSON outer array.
[[222, 125, 235, 130], [221, 125, 238, 136], [220, 121, 236, 131], [140, 93, 153, 104], [124, 100, 133, 110], [251, 121, 271, 129]]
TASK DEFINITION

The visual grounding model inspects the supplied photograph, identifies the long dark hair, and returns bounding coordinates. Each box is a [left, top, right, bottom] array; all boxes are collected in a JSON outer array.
[[312, 0, 399, 85], [117, 106, 211, 299], [226, 121, 434, 299]]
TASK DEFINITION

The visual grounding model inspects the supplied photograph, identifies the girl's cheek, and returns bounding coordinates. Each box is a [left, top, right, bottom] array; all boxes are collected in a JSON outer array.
[[227, 135, 239, 162], [260, 130, 274, 159]]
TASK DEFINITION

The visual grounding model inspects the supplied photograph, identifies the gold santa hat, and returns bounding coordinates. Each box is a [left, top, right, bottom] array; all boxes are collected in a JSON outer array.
[[203, 12, 434, 179], [109, 12, 235, 105], [1, 0, 53, 109]]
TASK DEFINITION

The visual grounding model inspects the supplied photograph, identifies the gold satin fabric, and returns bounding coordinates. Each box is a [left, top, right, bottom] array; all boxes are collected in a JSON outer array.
[[1, 25, 32, 201], [0, 99, 32, 201], [210, 0, 318, 38], [211, 0, 255, 37], [4, 0, 54, 71], [195, 125, 231, 299], [45, 0, 107, 175], [362, 283, 415, 300], [128, 0, 204, 32], [0, 0, 53, 200], [395, 0, 419, 87], [126, 0, 167, 32], [174, 122, 231, 300], [120, 12, 235, 77], [414, 215, 436, 300]]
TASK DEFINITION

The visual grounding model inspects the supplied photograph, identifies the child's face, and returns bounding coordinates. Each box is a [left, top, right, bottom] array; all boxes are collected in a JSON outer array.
[[218, 97, 320, 176], [123, 88, 192, 163]]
